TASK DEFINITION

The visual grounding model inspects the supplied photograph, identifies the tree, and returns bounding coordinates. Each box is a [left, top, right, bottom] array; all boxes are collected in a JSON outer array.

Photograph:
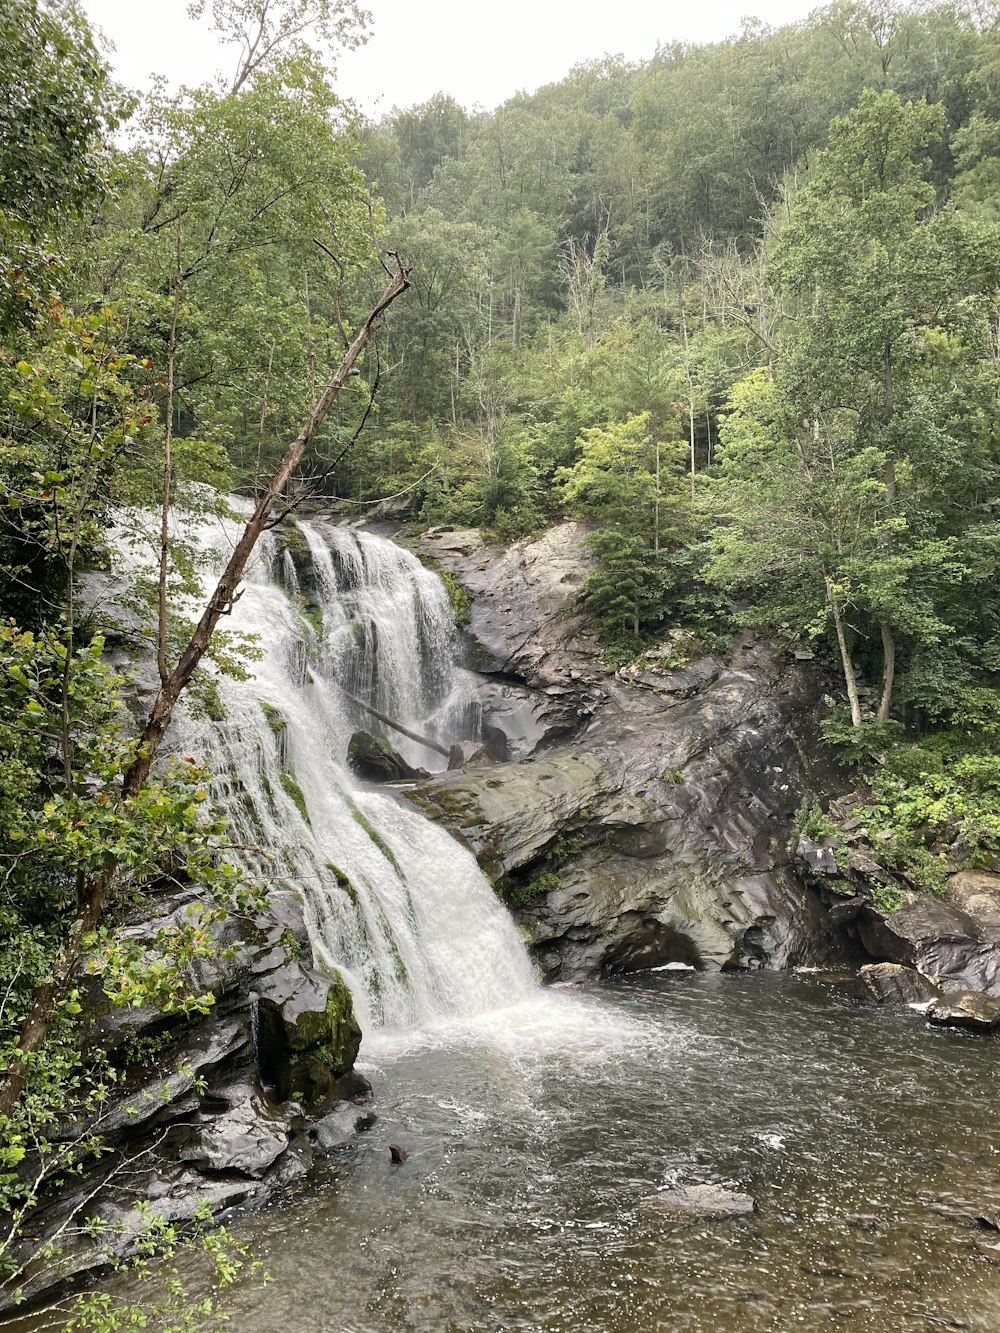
[[0, 261, 410, 1122], [558, 413, 692, 647], [189, 0, 369, 94], [0, 0, 123, 339], [768, 88, 1000, 725]]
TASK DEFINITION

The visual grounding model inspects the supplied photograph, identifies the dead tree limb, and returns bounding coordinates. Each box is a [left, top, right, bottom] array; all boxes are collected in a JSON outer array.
[[339, 688, 450, 760], [0, 259, 411, 1119]]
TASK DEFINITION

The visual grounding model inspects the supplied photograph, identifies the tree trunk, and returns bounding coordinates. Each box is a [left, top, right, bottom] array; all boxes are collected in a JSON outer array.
[[0, 262, 411, 1119], [827, 579, 863, 729], [877, 621, 895, 722]]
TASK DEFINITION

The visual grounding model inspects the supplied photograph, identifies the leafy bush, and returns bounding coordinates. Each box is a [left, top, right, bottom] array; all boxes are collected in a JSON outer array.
[[857, 750, 1000, 893]]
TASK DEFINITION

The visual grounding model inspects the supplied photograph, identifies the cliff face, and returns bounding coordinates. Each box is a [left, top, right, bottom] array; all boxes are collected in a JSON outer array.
[[414, 522, 1000, 1029], [413, 523, 848, 980]]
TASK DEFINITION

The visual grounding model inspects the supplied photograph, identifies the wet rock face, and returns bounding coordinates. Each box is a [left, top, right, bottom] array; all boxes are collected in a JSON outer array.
[[254, 961, 362, 1108], [347, 730, 429, 782], [409, 524, 844, 981], [420, 522, 608, 754], [6, 888, 372, 1316]]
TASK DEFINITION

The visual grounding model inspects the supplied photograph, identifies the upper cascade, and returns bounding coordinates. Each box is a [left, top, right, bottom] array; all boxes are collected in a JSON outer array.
[[159, 509, 538, 1038]]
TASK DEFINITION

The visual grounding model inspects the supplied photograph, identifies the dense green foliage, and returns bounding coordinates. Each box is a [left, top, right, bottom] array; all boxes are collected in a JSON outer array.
[[335, 2, 1000, 687], [346, 0, 1000, 868]]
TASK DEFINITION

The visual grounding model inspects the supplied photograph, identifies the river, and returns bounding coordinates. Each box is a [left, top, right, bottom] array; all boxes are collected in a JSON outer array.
[[219, 969, 1000, 1332]]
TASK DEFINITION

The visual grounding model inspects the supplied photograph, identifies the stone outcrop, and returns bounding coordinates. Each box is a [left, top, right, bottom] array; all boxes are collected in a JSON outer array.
[[792, 810, 1000, 1026], [3, 885, 372, 1316], [420, 523, 608, 757], [853, 895, 1000, 996], [409, 524, 846, 981]]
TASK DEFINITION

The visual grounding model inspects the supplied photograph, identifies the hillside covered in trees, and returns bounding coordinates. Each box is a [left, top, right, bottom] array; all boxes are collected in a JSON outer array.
[[354, 1, 1000, 894], [5, 0, 1000, 1321]]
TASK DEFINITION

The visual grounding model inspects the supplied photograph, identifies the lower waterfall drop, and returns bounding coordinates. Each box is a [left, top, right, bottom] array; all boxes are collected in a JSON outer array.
[[172, 512, 539, 1039]]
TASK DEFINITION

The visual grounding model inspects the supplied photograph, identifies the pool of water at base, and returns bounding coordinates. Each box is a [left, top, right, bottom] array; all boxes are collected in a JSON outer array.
[[213, 971, 1000, 1332]]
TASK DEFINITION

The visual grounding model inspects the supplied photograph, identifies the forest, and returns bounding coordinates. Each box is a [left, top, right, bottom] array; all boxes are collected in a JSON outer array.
[[4, 0, 1000, 1324]]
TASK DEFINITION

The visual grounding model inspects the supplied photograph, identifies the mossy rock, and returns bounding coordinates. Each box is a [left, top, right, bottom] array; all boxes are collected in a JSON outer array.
[[261, 701, 287, 735], [279, 771, 310, 824], [254, 963, 362, 1109]]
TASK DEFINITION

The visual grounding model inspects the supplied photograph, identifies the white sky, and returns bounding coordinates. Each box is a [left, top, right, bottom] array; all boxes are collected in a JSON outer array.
[[82, 0, 820, 115]]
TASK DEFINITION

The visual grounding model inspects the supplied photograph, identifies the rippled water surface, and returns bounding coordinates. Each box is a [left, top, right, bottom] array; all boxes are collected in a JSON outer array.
[[219, 972, 1000, 1332]]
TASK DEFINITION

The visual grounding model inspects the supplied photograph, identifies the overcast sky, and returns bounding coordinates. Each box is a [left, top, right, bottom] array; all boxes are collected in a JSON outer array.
[[82, 0, 820, 115]]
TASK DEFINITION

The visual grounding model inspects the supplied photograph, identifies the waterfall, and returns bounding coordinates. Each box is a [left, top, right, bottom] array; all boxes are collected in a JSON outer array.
[[150, 509, 538, 1038]]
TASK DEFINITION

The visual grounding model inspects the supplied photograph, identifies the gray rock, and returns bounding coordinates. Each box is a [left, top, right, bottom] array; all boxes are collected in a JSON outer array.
[[948, 871, 1000, 937], [420, 521, 607, 749], [927, 991, 1000, 1031], [77, 1019, 246, 1139], [796, 835, 840, 875], [347, 729, 429, 782], [307, 1102, 376, 1150], [179, 1082, 290, 1178], [855, 963, 940, 1007], [639, 1184, 756, 1222], [619, 654, 724, 696], [856, 897, 1000, 997]]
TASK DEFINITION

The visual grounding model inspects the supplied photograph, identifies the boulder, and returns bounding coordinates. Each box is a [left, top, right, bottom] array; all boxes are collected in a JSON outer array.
[[639, 1184, 756, 1223], [947, 870, 1000, 937], [347, 729, 428, 782], [307, 1101, 377, 1151], [253, 960, 362, 1108], [855, 897, 1000, 996], [927, 991, 1000, 1032], [855, 963, 940, 1007]]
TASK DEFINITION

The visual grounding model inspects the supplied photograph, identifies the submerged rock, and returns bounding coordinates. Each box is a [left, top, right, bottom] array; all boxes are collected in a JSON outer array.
[[640, 1184, 756, 1223]]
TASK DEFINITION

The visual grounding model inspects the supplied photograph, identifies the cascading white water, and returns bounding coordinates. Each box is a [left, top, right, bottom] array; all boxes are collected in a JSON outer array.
[[148, 507, 538, 1040]]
